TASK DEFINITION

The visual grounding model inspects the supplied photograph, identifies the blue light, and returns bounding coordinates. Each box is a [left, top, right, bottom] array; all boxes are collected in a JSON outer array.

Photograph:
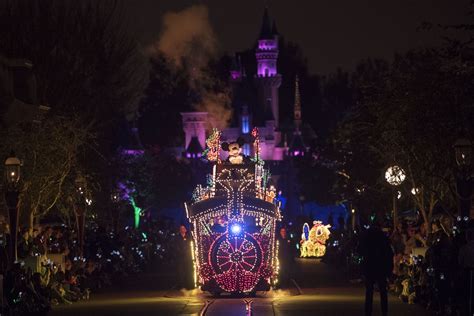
[[243, 143, 250, 156], [242, 116, 249, 133], [230, 223, 242, 235]]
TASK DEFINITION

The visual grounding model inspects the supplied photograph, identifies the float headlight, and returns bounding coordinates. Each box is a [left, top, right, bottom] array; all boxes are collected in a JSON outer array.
[[230, 223, 242, 236]]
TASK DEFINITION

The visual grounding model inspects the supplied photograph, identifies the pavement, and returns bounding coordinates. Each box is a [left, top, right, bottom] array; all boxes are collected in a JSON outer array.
[[50, 259, 434, 315]]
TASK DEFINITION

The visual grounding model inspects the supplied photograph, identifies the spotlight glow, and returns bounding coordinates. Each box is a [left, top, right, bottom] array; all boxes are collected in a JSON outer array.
[[230, 223, 242, 235]]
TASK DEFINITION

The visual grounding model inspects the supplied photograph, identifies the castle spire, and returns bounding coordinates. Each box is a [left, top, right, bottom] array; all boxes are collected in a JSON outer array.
[[294, 75, 302, 131], [271, 20, 279, 36], [259, 7, 273, 40]]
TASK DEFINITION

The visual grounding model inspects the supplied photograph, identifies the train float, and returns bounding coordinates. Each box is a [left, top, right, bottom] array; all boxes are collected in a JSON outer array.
[[185, 128, 281, 295]]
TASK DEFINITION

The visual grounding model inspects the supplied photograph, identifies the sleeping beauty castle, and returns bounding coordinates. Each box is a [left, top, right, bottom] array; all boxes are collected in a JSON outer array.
[[123, 8, 318, 220], [181, 7, 315, 163]]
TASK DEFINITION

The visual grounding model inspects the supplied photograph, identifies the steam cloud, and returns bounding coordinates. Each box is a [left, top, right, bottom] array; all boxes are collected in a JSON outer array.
[[151, 5, 232, 130]]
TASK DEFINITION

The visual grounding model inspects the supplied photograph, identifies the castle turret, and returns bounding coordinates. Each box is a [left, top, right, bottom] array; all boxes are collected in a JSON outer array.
[[254, 7, 281, 127], [181, 112, 207, 157]]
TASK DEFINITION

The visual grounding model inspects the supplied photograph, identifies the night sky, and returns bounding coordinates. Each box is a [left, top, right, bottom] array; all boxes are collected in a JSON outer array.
[[124, 0, 471, 74]]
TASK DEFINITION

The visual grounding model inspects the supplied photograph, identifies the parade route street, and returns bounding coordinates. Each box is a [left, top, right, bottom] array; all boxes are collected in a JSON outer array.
[[50, 259, 433, 316]]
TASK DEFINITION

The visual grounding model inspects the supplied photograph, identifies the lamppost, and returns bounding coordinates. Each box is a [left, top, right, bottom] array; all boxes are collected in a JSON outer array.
[[454, 137, 473, 223], [385, 165, 406, 228], [74, 172, 86, 257], [4, 151, 21, 266], [110, 189, 120, 233], [351, 208, 356, 231], [352, 186, 365, 232]]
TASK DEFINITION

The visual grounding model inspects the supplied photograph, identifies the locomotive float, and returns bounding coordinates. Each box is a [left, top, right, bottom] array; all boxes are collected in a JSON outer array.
[[185, 128, 281, 295]]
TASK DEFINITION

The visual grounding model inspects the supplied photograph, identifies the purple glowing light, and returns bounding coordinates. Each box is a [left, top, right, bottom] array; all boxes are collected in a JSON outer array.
[[256, 39, 278, 77], [122, 149, 144, 156], [258, 40, 277, 51], [185, 152, 202, 159], [117, 181, 132, 200], [231, 71, 241, 80], [257, 62, 277, 77]]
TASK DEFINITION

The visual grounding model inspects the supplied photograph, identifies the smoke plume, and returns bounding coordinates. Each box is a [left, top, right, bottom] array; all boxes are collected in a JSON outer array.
[[196, 92, 232, 130], [150, 5, 232, 129]]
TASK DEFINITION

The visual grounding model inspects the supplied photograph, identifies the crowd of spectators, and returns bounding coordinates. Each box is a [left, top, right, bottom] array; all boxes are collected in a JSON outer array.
[[388, 217, 474, 315], [2, 213, 473, 315], [0, 219, 178, 315], [324, 215, 474, 316]]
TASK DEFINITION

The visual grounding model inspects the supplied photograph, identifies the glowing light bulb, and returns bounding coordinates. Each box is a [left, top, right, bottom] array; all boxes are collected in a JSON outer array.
[[230, 223, 242, 235]]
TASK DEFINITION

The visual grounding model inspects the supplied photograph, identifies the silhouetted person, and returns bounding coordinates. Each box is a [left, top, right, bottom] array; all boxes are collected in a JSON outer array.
[[358, 223, 393, 316], [426, 219, 453, 313], [175, 225, 193, 289], [277, 227, 294, 288]]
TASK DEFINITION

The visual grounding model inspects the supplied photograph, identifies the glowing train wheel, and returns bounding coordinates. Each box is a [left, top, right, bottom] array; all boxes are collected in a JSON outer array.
[[210, 233, 262, 275]]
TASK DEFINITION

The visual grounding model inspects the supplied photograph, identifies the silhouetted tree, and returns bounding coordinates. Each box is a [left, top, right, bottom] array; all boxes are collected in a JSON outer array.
[[0, 0, 149, 223]]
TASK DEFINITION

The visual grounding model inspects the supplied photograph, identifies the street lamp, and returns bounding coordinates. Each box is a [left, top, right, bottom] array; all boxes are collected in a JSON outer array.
[[4, 151, 21, 265], [111, 191, 120, 203], [455, 137, 472, 168], [351, 186, 365, 234], [454, 137, 473, 222], [385, 165, 406, 227], [110, 189, 121, 232], [74, 172, 87, 257], [351, 208, 356, 231]]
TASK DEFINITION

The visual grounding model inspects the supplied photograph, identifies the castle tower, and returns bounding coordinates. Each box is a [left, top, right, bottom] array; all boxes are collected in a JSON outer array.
[[240, 105, 250, 134], [181, 112, 208, 156], [294, 75, 302, 131], [254, 7, 281, 126]]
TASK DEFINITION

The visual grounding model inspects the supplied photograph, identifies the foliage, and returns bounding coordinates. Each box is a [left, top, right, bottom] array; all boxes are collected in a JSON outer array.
[[0, 0, 148, 122], [0, 0, 150, 224], [138, 54, 194, 147], [116, 148, 194, 216], [304, 5, 474, 221], [0, 116, 93, 226], [332, 44, 474, 224]]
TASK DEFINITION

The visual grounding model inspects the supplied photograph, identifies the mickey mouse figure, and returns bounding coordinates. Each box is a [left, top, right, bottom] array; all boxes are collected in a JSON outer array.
[[221, 137, 251, 165]]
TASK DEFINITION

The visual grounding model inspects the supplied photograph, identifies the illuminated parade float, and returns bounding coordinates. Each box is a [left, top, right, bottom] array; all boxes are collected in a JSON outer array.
[[300, 221, 331, 258], [185, 128, 281, 295]]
